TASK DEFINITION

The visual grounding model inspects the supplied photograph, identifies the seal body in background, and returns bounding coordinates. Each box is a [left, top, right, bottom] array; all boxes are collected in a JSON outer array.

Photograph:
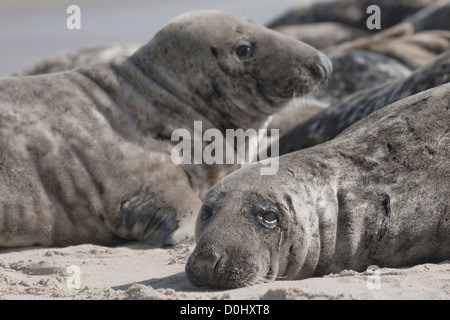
[[277, 50, 450, 154]]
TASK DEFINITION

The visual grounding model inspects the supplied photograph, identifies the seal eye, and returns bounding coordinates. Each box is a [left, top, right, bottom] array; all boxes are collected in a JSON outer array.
[[257, 210, 278, 228], [200, 206, 213, 221], [236, 45, 252, 58]]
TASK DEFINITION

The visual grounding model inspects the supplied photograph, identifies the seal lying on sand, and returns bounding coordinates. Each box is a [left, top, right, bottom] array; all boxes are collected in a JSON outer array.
[[186, 83, 450, 289], [0, 11, 331, 247], [277, 50, 450, 155]]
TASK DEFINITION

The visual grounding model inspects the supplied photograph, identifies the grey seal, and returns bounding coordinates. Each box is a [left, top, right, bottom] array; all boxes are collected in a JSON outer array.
[[186, 83, 450, 289], [278, 50, 450, 155], [0, 11, 331, 248]]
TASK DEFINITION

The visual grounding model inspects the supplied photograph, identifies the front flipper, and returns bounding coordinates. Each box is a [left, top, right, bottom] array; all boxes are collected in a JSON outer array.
[[117, 186, 202, 247]]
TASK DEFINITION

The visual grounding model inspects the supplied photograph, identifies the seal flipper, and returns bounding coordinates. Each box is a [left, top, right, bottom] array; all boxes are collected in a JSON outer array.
[[117, 187, 201, 246]]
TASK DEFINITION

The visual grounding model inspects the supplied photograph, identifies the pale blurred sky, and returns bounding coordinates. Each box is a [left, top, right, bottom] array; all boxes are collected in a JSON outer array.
[[0, 0, 322, 76]]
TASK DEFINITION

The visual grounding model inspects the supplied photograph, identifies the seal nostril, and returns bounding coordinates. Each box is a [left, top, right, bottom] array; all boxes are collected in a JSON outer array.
[[312, 54, 332, 81], [187, 249, 224, 286], [213, 254, 226, 273], [311, 63, 328, 81]]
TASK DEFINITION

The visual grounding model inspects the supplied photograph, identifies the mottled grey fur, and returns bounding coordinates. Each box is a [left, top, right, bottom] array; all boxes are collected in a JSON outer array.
[[186, 83, 450, 289], [278, 50, 450, 155], [0, 11, 331, 247]]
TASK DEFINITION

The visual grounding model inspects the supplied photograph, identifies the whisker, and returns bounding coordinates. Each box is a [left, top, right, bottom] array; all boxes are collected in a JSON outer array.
[[256, 276, 272, 284], [249, 276, 273, 287], [220, 165, 236, 192], [221, 173, 225, 192], [252, 173, 262, 193]]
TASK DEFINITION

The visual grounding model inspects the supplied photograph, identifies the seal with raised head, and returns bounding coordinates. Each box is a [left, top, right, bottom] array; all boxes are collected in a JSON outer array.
[[186, 83, 450, 289], [0, 11, 331, 248]]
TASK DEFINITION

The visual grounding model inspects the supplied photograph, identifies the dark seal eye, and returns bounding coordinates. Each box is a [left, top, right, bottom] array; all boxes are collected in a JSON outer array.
[[257, 210, 278, 228], [200, 206, 213, 221], [236, 45, 252, 58]]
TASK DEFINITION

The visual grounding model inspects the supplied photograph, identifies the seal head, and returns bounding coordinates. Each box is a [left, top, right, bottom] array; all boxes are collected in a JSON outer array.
[[186, 83, 450, 289], [185, 162, 330, 289], [131, 10, 332, 129]]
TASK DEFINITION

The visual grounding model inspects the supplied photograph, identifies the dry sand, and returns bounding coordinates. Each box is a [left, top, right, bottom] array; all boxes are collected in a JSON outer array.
[[1, 241, 448, 300]]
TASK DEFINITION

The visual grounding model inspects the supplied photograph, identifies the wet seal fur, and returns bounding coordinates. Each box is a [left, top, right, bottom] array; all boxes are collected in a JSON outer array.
[[186, 83, 450, 289], [0, 11, 331, 247]]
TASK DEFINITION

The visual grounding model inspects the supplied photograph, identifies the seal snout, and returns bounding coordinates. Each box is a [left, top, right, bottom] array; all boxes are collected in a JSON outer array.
[[186, 242, 265, 289], [185, 250, 222, 288]]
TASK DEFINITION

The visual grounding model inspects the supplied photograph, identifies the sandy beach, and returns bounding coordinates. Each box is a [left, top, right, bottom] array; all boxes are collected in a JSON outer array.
[[1, 241, 448, 300]]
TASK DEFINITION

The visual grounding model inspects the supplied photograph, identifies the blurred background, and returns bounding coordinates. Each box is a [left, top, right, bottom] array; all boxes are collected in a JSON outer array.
[[0, 0, 321, 77]]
